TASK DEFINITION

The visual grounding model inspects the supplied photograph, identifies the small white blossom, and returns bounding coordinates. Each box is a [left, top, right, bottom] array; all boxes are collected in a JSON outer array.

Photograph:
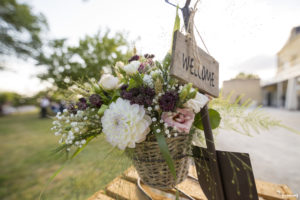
[[63, 109, 68, 113], [83, 116, 88, 120], [66, 148, 70, 151], [167, 134, 171, 138], [174, 133, 178, 137], [156, 129, 161, 133], [147, 107, 152, 111], [81, 140, 86, 144], [155, 105, 160, 110], [152, 117, 157, 122], [74, 127, 79, 132], [159, 119, 163, 123], [143, 74, 154, 87], [71, 122, 78, 127], [165, 129, 170, 134]]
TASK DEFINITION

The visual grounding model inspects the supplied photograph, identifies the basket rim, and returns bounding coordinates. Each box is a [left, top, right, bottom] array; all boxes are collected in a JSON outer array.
[[132, 154, 190, 163]]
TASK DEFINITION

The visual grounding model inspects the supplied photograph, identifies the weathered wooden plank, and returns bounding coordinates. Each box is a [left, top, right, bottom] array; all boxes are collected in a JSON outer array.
[[255, 180, 297, 200], [170, 31, 219, 97], [89, 166, 296, 200], [176, 178, 207, 200], [87, 190, 115, 200], [106, 177, 148, 200]]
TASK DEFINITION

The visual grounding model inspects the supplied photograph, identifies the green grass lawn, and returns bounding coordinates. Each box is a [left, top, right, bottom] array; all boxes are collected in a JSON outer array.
[[0, 113, 131, 200]]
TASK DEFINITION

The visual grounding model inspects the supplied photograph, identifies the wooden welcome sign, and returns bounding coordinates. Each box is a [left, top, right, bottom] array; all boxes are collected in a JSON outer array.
[[170, 30, 219, 97], [169, 30, 259, 200]]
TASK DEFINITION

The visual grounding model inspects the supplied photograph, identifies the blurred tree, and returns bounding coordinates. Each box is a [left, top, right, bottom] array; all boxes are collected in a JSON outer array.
[[36, 30, 131, 89], [0, 0, 48, 68], [235, 72, 259, 79]]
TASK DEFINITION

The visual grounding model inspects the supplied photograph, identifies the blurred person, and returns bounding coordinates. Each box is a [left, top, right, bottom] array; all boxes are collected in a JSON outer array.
[[40, 97, 50, 118], [51, 102, 60, 114], [59, 100, 66, 113]]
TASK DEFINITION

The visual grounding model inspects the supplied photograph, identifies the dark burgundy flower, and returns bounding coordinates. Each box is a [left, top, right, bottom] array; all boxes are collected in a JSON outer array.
[[144, 54, 155, 59], [89, 94, 102, 108], [67, 103, 77, 114], [159, 91, 179, 112], [138, 63, 145, 73], [120, 84, 128, 91], [128, 55, 140, 63], [121, 86, 155, 107], [77, 98, 88, 110]]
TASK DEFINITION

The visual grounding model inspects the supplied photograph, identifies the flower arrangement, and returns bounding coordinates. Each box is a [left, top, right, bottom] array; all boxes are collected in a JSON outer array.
[[50, 53, 216, 187], [51, 53, 212, 151]]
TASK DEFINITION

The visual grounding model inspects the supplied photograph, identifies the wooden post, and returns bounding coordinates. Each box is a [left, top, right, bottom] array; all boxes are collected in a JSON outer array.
[[200, 105, 225, 200]]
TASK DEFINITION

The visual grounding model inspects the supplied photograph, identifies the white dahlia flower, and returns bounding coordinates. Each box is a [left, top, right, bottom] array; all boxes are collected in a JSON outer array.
[[101, 98, 152, 150]]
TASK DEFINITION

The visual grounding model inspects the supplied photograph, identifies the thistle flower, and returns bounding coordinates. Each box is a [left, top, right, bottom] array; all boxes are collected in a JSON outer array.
[[89, 94, 102, 108], [121, 86, 155, 107], [159, 91, 179, 112], [67, 103, 77, 114], [77, 98, 88, 110], [128, 55, 140, 63]]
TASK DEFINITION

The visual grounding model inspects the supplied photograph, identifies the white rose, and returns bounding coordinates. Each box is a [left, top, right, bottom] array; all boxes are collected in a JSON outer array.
[[123, 61, 140, 75], [184, 92, 209, 113], [99, 74, 119, 90]]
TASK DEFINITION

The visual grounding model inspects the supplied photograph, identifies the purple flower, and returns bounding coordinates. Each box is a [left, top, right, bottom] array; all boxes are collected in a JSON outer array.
[[89, 94, 102, 108], [144, 54, 155, 59], [67, 103, 77, 114], [138, 63, 145, 73], [128, 55, 140, 63], [159, 91, 179, 112], [77, 98, 88, 110]]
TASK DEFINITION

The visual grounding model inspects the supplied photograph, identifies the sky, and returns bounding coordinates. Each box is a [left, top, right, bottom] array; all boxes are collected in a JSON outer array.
[[0, 0, 300, 95]]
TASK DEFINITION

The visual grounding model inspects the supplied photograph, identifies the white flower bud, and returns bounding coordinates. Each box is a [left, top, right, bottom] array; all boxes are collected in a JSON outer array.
[[123, 61, 140, 75], [99, 74, 119, 90]]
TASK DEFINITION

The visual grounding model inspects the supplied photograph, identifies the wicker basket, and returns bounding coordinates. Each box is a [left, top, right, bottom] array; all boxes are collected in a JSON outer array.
[[131, 133, 191, 189]]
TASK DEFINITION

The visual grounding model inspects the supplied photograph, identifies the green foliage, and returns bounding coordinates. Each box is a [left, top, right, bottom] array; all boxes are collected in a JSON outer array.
[[128, 73, 144, 90], [193, 108, 221, 130], [234, 72, 259, 80], [0, 0, 48, 60], [0, 91, 35, 107], [170, 5, 180, 53], [35, 30, 130, 89], [154, 128, 176, 179], [209, 94, 292, 135]]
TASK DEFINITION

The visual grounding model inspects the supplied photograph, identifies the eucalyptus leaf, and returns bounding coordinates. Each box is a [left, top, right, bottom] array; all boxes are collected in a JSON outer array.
[[98, 104, 108, 116], [155, 131, 176, 179], [193, 108, 221, 130]]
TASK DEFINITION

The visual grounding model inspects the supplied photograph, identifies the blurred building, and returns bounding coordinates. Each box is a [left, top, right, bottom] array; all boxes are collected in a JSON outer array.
[[222, 78, 262, 106], [262, 26, 300, 110]]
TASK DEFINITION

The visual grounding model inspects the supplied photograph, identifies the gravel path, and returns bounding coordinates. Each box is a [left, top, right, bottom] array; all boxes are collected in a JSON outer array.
[[215, 108, 300, 196]]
